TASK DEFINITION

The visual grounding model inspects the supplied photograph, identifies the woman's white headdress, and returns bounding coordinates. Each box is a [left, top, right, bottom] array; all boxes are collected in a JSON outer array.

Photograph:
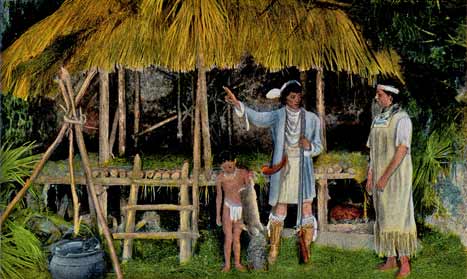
[[377, 84, 399, 94]]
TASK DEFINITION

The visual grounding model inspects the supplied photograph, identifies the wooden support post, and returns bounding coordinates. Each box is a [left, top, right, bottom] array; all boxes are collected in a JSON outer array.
[[98, 69, 110, 225], [300, 71, 310, 111], [316, 68, 327, 152], [109, 109, 119, 155], [99, 69, 111, 164], [179, 161, 191, 263], [118, 66, 126, 156], [192, 64, 202, 239], [317, 178, 329, 232], [134, 71, 140, 149], [122, 154, 142, 261], [198, 52, 212, 178]]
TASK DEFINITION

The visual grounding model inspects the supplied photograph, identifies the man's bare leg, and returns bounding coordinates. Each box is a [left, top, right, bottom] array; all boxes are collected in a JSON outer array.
[[222, 205, 233, 272], [233, 222, 246, 271]]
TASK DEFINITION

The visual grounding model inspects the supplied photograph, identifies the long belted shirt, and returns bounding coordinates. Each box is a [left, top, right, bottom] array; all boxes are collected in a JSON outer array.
[[236, 102, 323, 206]]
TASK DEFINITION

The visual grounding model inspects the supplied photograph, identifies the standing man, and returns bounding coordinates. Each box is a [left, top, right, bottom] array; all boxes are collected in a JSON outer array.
[[223, 80, 322, 265], [366, 84, 417, 278]]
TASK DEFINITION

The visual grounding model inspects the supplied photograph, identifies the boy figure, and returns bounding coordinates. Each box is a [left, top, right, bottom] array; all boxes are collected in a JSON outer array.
[[216, 155, 249, 272]]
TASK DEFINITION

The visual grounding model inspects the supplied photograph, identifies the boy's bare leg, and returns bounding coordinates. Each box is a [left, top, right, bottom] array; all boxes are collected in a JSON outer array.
[[222, 205, 233, 272], [233, 221, 246, 271]]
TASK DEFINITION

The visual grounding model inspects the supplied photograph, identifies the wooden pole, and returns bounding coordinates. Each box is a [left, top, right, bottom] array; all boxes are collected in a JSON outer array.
[[60, 68, 97, 223], [300, 71, 310, 111], [0, 123, 69, 228], [317, 178, 329, 232], [118, 66, 126, 156], [68, 130, 80, 236], [192, 68, 201, 238], [109, 109, 119, 155], [198, 52, 212, 178], [98, 69, 110, 225], [61, 67, 122, 278], [99, 69, 111, 164], [179, 161, 191, 263], [75, 67, 98, 106], [122, 154, 141, 261], [316, 68, 327, 152], [114, 232, 198, 240], [74, 122, 123, 279], [134, 71, 141, 149], [135, 115, 177, 137]]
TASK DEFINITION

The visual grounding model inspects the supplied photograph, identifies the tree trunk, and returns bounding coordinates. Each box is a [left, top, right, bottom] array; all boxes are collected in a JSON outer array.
[[118, 66, 126, 156], [316, 68, 327, 152], [198, 53, 212, 178]]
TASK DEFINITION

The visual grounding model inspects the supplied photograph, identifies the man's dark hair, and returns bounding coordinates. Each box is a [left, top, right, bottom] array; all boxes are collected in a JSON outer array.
[[280, 81, 302, 105], [218, 150, 237, 163]]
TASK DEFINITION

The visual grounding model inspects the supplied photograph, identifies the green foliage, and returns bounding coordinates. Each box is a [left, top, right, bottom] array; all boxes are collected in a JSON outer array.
[[0, 221, 48, 279], [0, 141, 40, 185], [1, 93, 33, 145], [134, 240, 178, 261], [0, 141, 40, 209], [236, 152, 271, 191], [412, 124, 457, 217]]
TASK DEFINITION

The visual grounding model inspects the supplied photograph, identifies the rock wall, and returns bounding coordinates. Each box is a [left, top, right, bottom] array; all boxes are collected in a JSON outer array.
[[425, 162, 467, 247]]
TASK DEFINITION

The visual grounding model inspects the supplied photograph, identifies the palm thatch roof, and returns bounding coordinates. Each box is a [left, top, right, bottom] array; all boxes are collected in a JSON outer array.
[[2, 0, 402, 98]]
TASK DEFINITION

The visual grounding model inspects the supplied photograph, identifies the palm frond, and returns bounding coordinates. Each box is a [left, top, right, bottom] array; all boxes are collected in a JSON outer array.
[[0, 141, 40, 185], [1, 221, 47, 279]]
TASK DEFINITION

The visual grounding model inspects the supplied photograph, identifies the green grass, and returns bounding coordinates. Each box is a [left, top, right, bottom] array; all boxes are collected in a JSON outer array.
[[101, 229, 466, 279]]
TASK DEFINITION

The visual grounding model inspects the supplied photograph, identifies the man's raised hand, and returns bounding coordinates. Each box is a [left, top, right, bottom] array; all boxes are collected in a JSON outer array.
[[223, 86, 240, 109]]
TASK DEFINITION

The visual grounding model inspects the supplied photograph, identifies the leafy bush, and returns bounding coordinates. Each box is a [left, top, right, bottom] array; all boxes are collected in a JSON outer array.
[[0, 221, 48, 279]]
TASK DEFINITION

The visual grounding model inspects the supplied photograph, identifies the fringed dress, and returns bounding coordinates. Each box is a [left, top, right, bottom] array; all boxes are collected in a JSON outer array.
[[367, 107, 417, 257]]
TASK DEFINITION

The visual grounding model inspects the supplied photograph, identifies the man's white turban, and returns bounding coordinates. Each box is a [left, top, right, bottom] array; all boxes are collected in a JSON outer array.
[[377, 84, 400, 95]]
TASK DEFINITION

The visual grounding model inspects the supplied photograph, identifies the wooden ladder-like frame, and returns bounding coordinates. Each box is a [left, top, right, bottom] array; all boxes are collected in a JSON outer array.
[[112, 155, 198, 263]]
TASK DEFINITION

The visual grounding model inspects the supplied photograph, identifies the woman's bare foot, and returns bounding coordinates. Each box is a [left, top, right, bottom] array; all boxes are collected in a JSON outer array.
[[396, 256, 411, 278], [377, 256, 398, 271]]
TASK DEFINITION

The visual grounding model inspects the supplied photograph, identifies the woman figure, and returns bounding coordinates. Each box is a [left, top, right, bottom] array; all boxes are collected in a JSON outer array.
[[366, 84, 417, 278]]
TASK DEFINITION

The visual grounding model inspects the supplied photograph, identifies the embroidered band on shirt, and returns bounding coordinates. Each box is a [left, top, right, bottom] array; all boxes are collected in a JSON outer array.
[[301, 215, 314, 225], [269, 212, 286, 223]]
